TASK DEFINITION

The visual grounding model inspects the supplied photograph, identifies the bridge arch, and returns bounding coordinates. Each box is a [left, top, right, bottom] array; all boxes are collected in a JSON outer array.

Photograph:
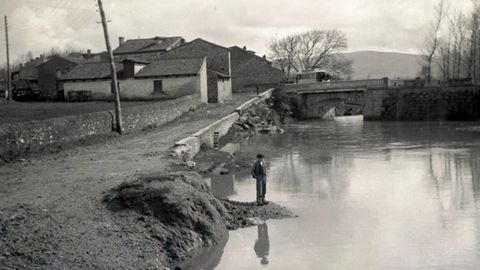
[[295, 90, 365, 119]]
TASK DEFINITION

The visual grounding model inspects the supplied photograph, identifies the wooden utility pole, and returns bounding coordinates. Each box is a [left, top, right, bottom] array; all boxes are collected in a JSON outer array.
[[4, 15, 11, 100], [97, 0, 123, 134]]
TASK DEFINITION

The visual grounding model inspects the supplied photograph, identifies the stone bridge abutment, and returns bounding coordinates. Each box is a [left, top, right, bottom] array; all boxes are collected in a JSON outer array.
[[283, 79, 480, 121]]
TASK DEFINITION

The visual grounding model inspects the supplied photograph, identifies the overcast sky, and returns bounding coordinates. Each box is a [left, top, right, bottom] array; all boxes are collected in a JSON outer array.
[[0, 0, 473, 64]]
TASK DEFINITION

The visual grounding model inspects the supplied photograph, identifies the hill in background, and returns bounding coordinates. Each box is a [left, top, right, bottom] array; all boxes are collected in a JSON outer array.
[[344, 51, 424, 80]]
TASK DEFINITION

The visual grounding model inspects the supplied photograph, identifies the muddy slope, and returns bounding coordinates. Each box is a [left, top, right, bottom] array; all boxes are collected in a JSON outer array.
[[0, 171, 294, 269]]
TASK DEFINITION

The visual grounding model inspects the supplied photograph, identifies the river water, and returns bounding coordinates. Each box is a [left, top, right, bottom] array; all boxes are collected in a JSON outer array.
[[188, 117, 480, 270]]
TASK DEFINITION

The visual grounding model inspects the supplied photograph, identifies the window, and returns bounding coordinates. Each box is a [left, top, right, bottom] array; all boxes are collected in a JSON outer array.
[[154, 80, 163, 93]]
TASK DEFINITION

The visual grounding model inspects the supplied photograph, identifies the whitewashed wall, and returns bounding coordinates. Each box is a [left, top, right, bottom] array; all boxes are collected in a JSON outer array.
[[63, 73, 207, 101], [64, 57, 208, 101], [217, 77, 232, 103], [199, 59, 208, 103]]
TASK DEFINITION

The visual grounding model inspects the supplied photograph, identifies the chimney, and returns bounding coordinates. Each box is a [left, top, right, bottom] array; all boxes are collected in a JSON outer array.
[[119, 36, 125, 46], [87, 49, 91, 58], [243, 46, 247, 50], [262, 55, 266, 60]]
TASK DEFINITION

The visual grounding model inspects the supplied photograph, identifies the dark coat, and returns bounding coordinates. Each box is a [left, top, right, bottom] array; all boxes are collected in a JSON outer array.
[[251, 160, 267, 178]]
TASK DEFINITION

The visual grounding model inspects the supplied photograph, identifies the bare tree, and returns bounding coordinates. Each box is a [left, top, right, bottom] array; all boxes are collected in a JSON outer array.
[[269, 35, 300, 80], [45, 44, 82, 58], [269, 29, 352, 79], [449, 12, 467, 79], [438, 37, 451, 80], [322, 54, 353, 78], [469, 0, 480, 83], [423, 0, 448, 85], [296, 30, 348, 70]]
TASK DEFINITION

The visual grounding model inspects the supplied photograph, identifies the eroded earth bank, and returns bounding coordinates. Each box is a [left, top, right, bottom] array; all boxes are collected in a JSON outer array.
[[0, 91, 295, 269]]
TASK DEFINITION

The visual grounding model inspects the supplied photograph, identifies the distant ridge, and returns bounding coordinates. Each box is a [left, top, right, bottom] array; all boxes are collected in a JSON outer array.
[[343, 51, 424, 80]]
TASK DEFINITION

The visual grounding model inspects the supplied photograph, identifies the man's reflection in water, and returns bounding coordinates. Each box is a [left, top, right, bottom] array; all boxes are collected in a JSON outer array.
[[254, 223, 270, 266]]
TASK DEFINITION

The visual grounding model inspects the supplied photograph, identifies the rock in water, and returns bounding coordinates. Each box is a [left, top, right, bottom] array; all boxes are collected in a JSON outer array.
[[185, 160, 196, 169]]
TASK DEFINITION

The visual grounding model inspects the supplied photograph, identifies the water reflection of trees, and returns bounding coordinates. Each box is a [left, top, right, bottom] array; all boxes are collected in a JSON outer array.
[[471, 150, 480, 202], [271, 147, 353, 199], [427, 149, 480, 210], [250, 122, 358, 200]]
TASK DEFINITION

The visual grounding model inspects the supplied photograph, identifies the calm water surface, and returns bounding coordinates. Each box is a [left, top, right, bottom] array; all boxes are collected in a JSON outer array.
[[188, 117, 480, 270]]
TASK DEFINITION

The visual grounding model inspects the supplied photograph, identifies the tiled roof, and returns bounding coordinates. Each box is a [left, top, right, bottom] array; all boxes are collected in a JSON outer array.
[[230, 45, 272, 65], [159, 38, 229, 60], [84, 52, 109, 63], [63, 55, 87, 64], [36, 55, 87, 68], [232, 57, 284, 84], [113, 36, 184, 54], [158, 38, 230, 74], [13, 57, 46, 80], [135, 58, 204, 77], [61, 62, 124, 80]]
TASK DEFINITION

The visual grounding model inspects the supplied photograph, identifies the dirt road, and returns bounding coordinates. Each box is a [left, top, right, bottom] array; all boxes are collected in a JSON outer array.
[[0, 95, 255, 269], [1, 95, 255, 207]]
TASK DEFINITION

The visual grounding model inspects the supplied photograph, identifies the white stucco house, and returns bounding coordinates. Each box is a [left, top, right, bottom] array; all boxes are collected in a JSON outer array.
[[60, 57, 208, 102]]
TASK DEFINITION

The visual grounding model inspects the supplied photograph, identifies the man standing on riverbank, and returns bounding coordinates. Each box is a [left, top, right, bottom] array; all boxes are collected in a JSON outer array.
[[252, 154, 268, 205]]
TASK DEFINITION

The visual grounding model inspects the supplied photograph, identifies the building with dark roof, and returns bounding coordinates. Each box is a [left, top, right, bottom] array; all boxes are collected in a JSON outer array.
[[10, 51, 108, 101], [60, 62, 124, 101], [61, 62, 124, 81], [158, 38, 232, 103], [230, 45, 272, 65], [36, 55, 88, 100], [229, 46, 284, 92], [11, 56, 46, 100], [135, 58, 204, 78], [158, 38, 281, 95], [113, 36, 185, 62], [61, 58, 208, 101]]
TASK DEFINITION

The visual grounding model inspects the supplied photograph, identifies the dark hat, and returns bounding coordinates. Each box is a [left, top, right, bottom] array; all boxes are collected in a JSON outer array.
[[257, 154, 264, 159]]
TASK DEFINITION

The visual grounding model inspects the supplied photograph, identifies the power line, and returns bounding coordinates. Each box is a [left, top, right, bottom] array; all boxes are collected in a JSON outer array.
[[1, 0, 104, 64], [45, 0, 73, 20], [16, 0, 90, 11], [3, 0, 97, 33], [66, 1, 98, 27]]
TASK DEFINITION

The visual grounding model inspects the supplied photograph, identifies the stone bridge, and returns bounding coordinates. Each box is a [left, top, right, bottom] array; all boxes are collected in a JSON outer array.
[[283, 79, 480, 120], [284, 78, 388, 119], [291, 89, 365, 119]]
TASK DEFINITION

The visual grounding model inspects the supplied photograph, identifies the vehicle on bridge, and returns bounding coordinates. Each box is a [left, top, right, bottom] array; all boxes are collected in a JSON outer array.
[[296, 69, 331, 84]]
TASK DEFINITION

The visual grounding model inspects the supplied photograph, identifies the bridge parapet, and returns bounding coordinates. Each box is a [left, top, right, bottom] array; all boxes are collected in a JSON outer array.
[[283, 77, 388, 93]]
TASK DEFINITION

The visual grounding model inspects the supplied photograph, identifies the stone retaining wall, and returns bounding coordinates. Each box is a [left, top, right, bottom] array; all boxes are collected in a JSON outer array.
[[0, 94, 201, 159], [364, 86, 480, 120], [172, 89, 275, 159]]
